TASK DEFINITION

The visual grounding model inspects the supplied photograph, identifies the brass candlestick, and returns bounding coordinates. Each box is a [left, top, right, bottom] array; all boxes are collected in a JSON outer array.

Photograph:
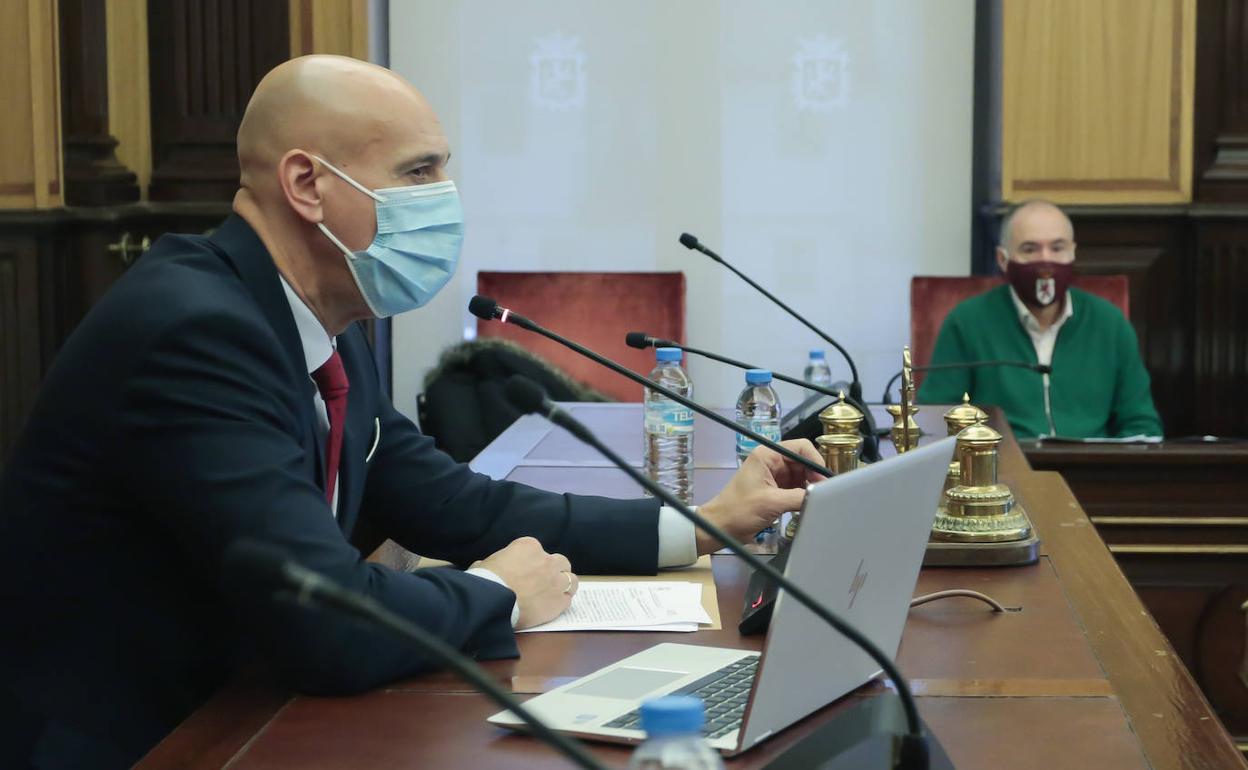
[[932, 424, 1032, 543], [884, 404, 922, 454], [884, 348, 921, 453]]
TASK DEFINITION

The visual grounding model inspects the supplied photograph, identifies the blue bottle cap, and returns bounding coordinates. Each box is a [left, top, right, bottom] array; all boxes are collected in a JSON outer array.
[[656, 347, 683, 363], [639, 695, 705, 737], [810, 350, 825, 359], [745, 368, 772, 385]]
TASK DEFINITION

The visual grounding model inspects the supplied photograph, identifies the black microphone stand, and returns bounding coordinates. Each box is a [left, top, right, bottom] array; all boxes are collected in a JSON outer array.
[[225, 540, 609, 770], [504, 378, 930, 770], [679, 233, 867, 407]]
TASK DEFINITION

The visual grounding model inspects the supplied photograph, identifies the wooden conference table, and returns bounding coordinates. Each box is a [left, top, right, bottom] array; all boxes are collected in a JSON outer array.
[[140, 405, 1245, 769]]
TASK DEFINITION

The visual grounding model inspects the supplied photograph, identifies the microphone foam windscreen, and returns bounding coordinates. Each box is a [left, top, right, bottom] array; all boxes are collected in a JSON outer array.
[[624, 332, 651, 349], [678, 232, 699, 250], [468, 295, 499, 320], [504, 375, 548, 415]]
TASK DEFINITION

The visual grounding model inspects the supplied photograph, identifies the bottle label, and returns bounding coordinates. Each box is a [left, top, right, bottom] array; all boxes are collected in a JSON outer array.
[[736, 419, 781, 456], [645, 399, 695, 435]]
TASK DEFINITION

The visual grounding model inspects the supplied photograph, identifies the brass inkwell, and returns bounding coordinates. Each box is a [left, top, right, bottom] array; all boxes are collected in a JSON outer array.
[[889, 352, 1040, 566], [785, 393, 864, 542]]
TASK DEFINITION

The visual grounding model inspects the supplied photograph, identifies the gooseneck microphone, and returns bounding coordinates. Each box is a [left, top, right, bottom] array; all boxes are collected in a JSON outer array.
[[678, 233, 865, 405], [881, 360, 1053, 404], [626, 332, 882, 462], [503, 376, 930, 770], [469, 296, 832, 479], [223, 540, 609, 770]]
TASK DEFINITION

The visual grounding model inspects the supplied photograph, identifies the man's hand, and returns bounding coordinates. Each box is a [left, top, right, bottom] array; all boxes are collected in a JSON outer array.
[[694, 439, 826, 554], [471, 536, 579, 629]]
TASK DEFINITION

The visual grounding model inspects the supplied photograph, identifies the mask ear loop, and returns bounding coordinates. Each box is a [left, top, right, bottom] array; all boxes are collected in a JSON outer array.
[[309, 153, 385, 259], [310, 154, 385, 202]]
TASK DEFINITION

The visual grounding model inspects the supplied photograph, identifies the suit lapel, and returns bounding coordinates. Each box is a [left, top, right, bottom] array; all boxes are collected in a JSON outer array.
[[208, 215, 325, 487]]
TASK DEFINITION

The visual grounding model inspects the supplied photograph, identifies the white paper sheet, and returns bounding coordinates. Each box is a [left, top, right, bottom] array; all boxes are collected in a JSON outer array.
[[518, 581, 711, 633]]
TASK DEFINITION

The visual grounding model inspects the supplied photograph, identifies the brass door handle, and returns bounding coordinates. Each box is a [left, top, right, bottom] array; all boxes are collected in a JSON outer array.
[[107, 232, 151, 266]]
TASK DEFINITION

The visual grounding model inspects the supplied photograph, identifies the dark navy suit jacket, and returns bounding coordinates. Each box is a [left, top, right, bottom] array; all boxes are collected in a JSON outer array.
[[0, 215, 660, 768]]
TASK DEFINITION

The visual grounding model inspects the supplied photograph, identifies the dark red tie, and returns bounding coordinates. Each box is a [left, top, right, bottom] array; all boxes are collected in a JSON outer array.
[[311, 350, 349, 505]]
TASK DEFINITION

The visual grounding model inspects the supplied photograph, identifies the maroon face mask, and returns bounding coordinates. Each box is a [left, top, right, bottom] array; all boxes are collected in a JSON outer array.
[[1006, 260, 1074, 309]]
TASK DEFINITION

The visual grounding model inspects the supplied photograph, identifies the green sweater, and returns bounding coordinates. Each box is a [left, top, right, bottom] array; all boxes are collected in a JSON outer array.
[[916, 286, 1163, 439]]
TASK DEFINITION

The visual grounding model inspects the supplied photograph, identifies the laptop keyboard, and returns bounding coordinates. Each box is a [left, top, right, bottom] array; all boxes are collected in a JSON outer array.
[[603, 655, 759, 740]]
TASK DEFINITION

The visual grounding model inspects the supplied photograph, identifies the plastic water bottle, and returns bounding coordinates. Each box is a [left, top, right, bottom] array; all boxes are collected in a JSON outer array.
[[804, 349, 832, 386], [644, 347, 695, 505], [735, 369, 782, 466], [627, 696, 725, 770]]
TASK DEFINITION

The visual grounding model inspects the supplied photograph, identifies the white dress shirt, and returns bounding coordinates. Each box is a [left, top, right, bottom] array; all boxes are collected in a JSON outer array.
[[1008, 287, 1074, 436], [277, 277, 698, 627], [1008, 286, 1074, 367]]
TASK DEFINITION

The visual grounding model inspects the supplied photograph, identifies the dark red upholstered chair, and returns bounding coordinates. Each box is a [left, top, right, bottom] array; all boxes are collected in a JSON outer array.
[[909, 275, 1130, 387], [476, 271, 686, 402]]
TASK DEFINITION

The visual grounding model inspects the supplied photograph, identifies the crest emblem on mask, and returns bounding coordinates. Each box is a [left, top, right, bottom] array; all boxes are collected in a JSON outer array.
[[1035, 277, 1056, 306], [530, 33, 586, 111], [793, 35, 850, 113]]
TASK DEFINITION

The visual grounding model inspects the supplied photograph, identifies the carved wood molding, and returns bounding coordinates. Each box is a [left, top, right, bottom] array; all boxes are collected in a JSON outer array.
[[146, 0, 289, 202], [1195, 0, 1248, 201], [58, 0, 138, 206]]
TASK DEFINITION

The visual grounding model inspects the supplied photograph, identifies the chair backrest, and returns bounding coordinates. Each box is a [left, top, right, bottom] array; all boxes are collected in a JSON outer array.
[[909, 274, 1130, 383], [476, 271, 686, 401]]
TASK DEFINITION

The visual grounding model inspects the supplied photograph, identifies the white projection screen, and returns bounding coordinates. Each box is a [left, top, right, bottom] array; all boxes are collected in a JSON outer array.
[[389, 0, 974, 416]]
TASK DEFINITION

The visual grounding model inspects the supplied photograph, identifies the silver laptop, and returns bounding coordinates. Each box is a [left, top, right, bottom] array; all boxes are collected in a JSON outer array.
[[488, 436, 955, 755]]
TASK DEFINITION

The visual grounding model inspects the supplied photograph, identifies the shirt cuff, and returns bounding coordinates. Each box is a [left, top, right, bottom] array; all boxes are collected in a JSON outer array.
[[657, 506, 699, 568], [466, 567, 520, 627]]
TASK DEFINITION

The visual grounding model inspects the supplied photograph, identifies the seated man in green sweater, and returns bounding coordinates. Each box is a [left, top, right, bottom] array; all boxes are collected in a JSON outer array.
[[917, 199, 1163, 439]]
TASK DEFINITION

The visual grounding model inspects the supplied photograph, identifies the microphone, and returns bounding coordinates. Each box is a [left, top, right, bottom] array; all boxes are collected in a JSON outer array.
[[222, 540, 609, 770], [882, 360, 1052, 404], [626, 332, 882, 461], [469, 296, 832, 479], [504, 376, 931, 770], [678, 232, 866, 405]]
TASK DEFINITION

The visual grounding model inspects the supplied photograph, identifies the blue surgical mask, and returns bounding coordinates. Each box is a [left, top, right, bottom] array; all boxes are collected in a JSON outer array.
[[313, 156, 464, 318]]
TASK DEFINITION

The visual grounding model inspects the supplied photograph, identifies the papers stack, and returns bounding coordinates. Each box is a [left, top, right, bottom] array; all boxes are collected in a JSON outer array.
[[519, 581, 712, 633]]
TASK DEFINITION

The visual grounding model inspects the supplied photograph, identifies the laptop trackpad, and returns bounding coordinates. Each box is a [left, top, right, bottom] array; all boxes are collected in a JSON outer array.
[[567, 667, 687, 699]]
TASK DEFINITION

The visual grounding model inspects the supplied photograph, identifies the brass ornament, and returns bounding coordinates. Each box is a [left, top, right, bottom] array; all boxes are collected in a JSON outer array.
[[943, 392, 988, 436], [816, 432, 862, 475], [938, 393, 987, 499], [931, 423, 1033, 543], [885, 347, 921, 453], [818, 390, 863, 437]]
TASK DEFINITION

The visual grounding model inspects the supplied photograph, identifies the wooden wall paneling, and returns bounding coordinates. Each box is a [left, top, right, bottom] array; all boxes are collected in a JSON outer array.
[[1194, 0, 1248, 202], [1066, 208, 1195, 435], [147, 0, 290, 202], [59, 0, 139, 205], [1001, 0, 1196, 204], [0, 0, 63, 209], [289, 0, 370, 60], [106, 0, 152, 198], [1192, 214, 1248, 436]]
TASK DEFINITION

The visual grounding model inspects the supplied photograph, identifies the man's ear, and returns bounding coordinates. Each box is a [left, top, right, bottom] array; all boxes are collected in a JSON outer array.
[[995, 246, 1010, 275], [277, 150, 323, 224]]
